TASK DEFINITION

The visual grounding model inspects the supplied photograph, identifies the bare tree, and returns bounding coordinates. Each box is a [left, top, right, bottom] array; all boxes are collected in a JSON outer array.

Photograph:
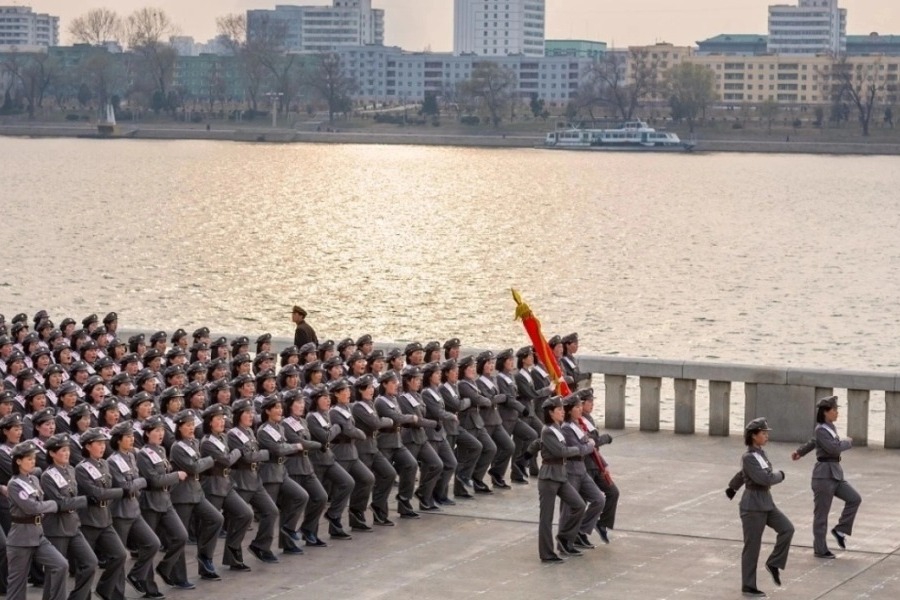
[[576, 49, 660, 121], [216, 12, 266, 112], [242, 14, 302, 114], [458, 61, 518, 127], [126, 8, 177, 108], [1, 51, 60, 118], [304, 52, 357, 122], [822, 58, 882, 136], [78, 47, 125, 108], [69, 8, 123, 46], [666, 63, 715, 132]]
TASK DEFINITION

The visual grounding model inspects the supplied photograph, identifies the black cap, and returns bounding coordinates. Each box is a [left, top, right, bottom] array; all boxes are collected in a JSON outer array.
[[279, 364, 301, 377], [193, 327, 210, 339], [231, 399, 254, 415], [81, 427, 111, 444], [337, 337, 355, 351], [307, 385, 329, 400], [256, 369, 276, 382], [323, 356, 344, 370], [496, 348, 514, 362], [422, 361, 441, 378], [440, 359, 457, 372], [367, 349, 385, 362], [0, 413, 23, 428], [401, 365, 422, 379], [119, 352, 139, 366], [231, 373, 254, 387], [45, 433, 71, 452], [131, 391, 155, 408], [57, 381, 79, 396], [81, 314, 99, 327], [548, 335, 562, 347], [562, 333, 579, 345], [443, 338, 461, 350], [42, 363, 64, 378], [423, 341, 441, 354], [305, 360, 325, 373], [386, 348, 403, 361], [299, 342, 317, 355], [232, 353, 251, 365], [0, 389, 16, 403], [173, 410, 197, 426], [541, 396, 563, 411], [150, 331, 167, 343], [817, 396, 838, 410], [171, 328, 187, 342], [202, 404, 228, 420], [143, 415, 166, 432], [377, 371, 398, 384], [210, 336, 228, 348], [24, 384, 47, 399], [32, 407, 56, 425], [260, 393, 284, 410], [11, 440, 39, 459], [328, 378, 350, 394], [110, 421, 134, 438], [458, 355, 475, 369], [98, 397, 119, 413], [103, 312, 118, 325], [69, 404, 91, 421], [476, 350, 495, 363], [355, 334, 373, 346], [256, 333, 272, 345], [280, 345, 300, 359], [404, 342, 423, 356], [561, 393, 581, 407], [33, 310, 49, 325], [318, 339, 335, 352], [230, 336, 249, 348], [354, 374, 376, 389], [142, 348, 162, 362], [578, 388, 595, 401], [80, 339, 99, 351], [745, 417, 772, 433]]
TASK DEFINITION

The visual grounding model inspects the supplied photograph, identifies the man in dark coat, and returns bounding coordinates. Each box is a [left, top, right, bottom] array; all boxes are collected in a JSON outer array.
[[291, 307, 318, 348]]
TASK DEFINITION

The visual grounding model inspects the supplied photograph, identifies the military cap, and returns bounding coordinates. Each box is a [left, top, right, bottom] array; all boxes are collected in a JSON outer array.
[[69, 360, 89, 373], [60, 318, 76, 330], [354, 374, 376, 389], [562, 333, 579, 345], [305, 360, 325, 373], [386, 348, 403, 361], [253, 351, 275, 365], [207, 378, 230, 393], [280, 345, 300, 359], [292, 306, 307, 317], [142, 349, 162, 363], [299, 342, 317, 355], [10, 322, 28, 336], [143, 415, 166, 431], [0, 413, 23, 428], [185, 361, 207, 377], [95, 356, 115, 370], [81, 314, 99, 327], [210, 336, 228, 349], [378, 371, 399, 384], [422, 361, 441, 378], [192, 327, 210, 339], [98, 397, 119, 413], [328, 378, 350, 394], [11, 440, 38, 459], [476, 350, 495, 363], [35, 320, 53, 332], [404, 342, 423, 356], [57, 381, 79, 397], [443, 338, 461, 350], [183, 381, 204, 398], [82, 374, 104, 391], [256, 369, 276, 382], [366, 349, 385, 362], [256, 333, 272, 345], [110, 372, 131, 387], [541, 396, 563, 411], [231, 373, 254, 387], [171, 328, 187, 342], [25, 384, 47, 399], [22, 332, 40, 345], [41, 364, 64, 379], [458, 355, 475, 369], [82, 427, 111, 444], [323, 356, 344, 370], [232, 353, 251, 365], [118, 353, 139, 367], [561, 393, 581, 407], [401, 365, 422, 379], [355, 334, 373, 346], [346, 351, 366, 364], [420, 341, 439, 354], [337, 337, 355, 352], [150, 331, 167, 343], [0, 390, 15, 403], [134, 369, 157, 387], [110, 420, 134, 438], [231, 399, 254, 416], [745, 417, 772, 432], [0, 334, 11, 347], [578, 388, 595, 401], [190, 342, 209, 354], [6, 351, 26, 367], [230, 335, 250, 349], [307, 385, 329, 400], [259, 393, 283, 411], [103, 312, 118, 325], [318, 339, 335, 352], [440, 359, 457, 372], [159, 386, 184, 401], [496, 348, 514, 363], [130, 391, 155, 408], [202, 404, 227, 420], [282, 389, 304, 409], [164, 347, 185, 360], [48, 329, 63, 342], [548, 335, 562, 347], [45, 433, 71, 452], [173, 410, 197, 426], [33, 310, 49, 325], [279, 364, 301, 377], [128, 333, 145, 345], [32, 407, 56, 425], [163, 365, 185, 379], [69, 404, 92, 420], [817, 396, 839, 410]]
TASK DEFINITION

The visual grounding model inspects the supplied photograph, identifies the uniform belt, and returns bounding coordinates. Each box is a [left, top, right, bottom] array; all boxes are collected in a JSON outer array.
[[125, 492, 139, 499], [542, 458, 564, 465], [746, 483, 770, 491], [192, 474, 200, 481], [817, 457, 841, 463], [234, 463, 258, 471], [364, 432, 375, 438], [208, 466, 232, 477], [268, 457, 286, 465], [12, 515, 42, 525], [96, 499, 109, 508]]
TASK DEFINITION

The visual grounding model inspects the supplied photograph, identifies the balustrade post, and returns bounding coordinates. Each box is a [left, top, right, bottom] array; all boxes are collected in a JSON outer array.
[[885, 391, 900, 449], [846, 389, 869, 447], [604, 374, 626, 430], [674, 379, 696, 434], [640, 376, 661, 432], [708, 380, 731, 436]]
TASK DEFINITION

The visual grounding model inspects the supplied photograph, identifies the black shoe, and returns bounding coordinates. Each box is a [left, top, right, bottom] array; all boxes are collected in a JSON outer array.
[[247, 544, 280, 564], [199, 571, 222, 581], [143, 592, 166, 599], [434, 496, 456, 506], [197, 556, 219, 578], [471, 479, 493, 494], [228, 563, 252, 572], [370, 505, 395, 527], [556, 537, 583, 557], [510, 475, 529, 484], [155, 567, 175, 588], [282, 544, 305, 555], [418, 502, 441, 512], [281, 526, 301, 543], [741, 586, 767, 597], [127, 575, 148, 595], [597, 526, 610, 544], [397, 495, 420, 518], [454, 475, 473, 491], [326, 516, 352, 539], [171, 581, 196, 590], [512, 458, 529, 480], [574, 533, 596, 550], [489, 473, 511, 489], [831, 528, 847, 549], [765, 564, 781, 586], [541, 554, 565, 564], [453, 488, 474, 499], [815, 551, 836, 559]]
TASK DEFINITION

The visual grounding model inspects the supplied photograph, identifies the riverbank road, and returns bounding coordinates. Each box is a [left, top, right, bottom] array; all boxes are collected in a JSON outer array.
[[27, 431, 899, 599]]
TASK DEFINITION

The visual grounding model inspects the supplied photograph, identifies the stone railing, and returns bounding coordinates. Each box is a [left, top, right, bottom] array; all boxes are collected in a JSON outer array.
[[577, 355, 900, 447]]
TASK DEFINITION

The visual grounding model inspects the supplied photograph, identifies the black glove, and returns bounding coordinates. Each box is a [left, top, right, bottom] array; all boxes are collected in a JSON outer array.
[[779, 470, 786, 480], [435, 422, 442, 432], [725, 487, 736, 500], [598, 433, 613, 445]]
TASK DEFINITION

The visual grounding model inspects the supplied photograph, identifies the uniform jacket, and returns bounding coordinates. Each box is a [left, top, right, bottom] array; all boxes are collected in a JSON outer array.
[[329, 405, 366, 462], [398, 392, 437, 446], [474, 375, 504, 426], [136, 444, 181, 513], [374, 395, 416, 450], [496, 372, 527, 423], [226, 426, 269, 492], [199, 433, 241, 498], [739, 447, 785, 512], [560, 422, 595, 476], [75, 457, 123, 528], [169, 438, 214, 504], [457, 380, 490, 430], [7, 473, 58, 546], [795, 422, 851, 481], [107, 450, 147, 519], [40, 463, 88, 536], [306, 411, 341, 467], [282, 416, 320, 476], [538, 425, 581, 483], [422, 386, 454, 441], [256, 421, 299, 484], [350, 401, 393, 455], [438, 382, 469, 435]]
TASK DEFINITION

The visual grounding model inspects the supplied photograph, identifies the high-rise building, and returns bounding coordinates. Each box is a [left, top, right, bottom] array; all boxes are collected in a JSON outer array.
[[453, 0, 545, 57], [247, 1, 384, 53], [0, 6, 59, 50], [767, 0, 846, 55]]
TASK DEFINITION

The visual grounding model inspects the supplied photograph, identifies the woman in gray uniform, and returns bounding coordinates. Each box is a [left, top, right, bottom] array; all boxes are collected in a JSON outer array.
[[473, 351, 515, 489], [494, 349, 536, 484], [456, 356, 497, 494], [305, 386, 353, 538], [74, 428, 128, 600], [421, 362, 458, 506], [6, 440, 69, 600], [349, 375, 397, 526], [559, 394, 605, 551], [373, 372, 420, 519], [327, 379, 375, 531], [792, 396, 861, 558], [534, 396, 586, 563], [397, 367, 441, 512], [39, 434, 95, 600], [198, 404, 253, 572], [169, 410, 224, 581], [738, 417, 794, 597], [107, 421, 164, 599]]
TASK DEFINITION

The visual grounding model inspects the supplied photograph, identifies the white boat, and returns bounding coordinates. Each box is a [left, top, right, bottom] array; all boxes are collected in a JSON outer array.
[[543, 121, 695, 152], [97, 103, 118, 137]]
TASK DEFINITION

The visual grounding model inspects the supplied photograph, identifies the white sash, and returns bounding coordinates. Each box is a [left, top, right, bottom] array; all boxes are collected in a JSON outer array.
[[110, 453, 130, 472]]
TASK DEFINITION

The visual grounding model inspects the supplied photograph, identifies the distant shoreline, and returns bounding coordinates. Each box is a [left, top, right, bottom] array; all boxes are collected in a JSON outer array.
[[3, 122, 900, 156]]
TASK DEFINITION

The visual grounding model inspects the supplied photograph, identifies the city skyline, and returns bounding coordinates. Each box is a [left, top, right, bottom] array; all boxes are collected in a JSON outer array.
[[30, 0, 900, 50]]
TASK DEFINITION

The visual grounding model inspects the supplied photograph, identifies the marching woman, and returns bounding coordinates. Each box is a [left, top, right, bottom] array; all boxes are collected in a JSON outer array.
[[456, 356, 497, 495], [494, 349, 536, 484], [559, 394, 605, 551], [738, 418, 794, 597], [577, 388, 619, 544], [75, 428, 128, 600], [397, 367, 441, 512], [107, 421, 164, 599], [438, 359, 482, 500], [792, 396, 861, 558], [169, 410, 224, 581], [373, 372, 420, 519], [474, 352, 515, 489], [534, 396, 585, 563], [226, 400, 280, 564], [421, 362, 458, 506], [306, 386, 353, 538], [349, 375, 397, 526], [199, 404, 253, 572], [137, 416, 193, 590], [6, 440, 69, 600], [281, 390, 328, 546], [327, 379, 375, 531]]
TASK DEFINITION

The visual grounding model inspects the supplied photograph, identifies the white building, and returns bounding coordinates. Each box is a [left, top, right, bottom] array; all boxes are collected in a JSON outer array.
[[0, 5, 58, 50], [247, 1, 384, 53], [453, 0, 545, 57], [768, 0, 846, 55]]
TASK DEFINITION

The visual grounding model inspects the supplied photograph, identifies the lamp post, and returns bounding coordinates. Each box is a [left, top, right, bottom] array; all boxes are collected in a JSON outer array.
[[265, 92, 284, 128]]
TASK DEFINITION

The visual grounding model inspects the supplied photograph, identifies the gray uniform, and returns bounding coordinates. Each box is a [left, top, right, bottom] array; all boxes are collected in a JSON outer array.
[[739, 447, 794, 590], [475, 375, 515, 482], [374, 394, 419, 504], [496, 372, 537, 479], [107, 450, 162, 595], [329, 405, 375, 521], [560, 422, 605, 535], [397, 392, 442, 505], [75, 457, 127, 600], [439, 382, 482, 495], [40, 464, 95, 600], [227, 426, 279, 552], [306, 411, 353, 525], [350, 401, 397, 515], [580, 414, 619, 530], [795, 423, 861, 555], [136, 444, 188, 583], [169, 438, 223, 577], [281, 416, 328, 536], [536, 425, 585, 561], [256, 420, 308, 549], [6, 474, 68, 600], [457, 380, 498, 484], [422, 386, 459, 501], [199, 433, 253, 566]]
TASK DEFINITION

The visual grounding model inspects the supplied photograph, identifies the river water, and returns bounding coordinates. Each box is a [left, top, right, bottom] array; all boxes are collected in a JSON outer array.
[[2, 138, 899, 437]]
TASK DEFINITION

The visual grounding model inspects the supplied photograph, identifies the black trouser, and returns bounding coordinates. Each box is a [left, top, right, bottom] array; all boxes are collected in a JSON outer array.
[[235, 487, 279, 552], [429, 438, 458, 501], [450, 430, 483, 489], [357, 452, 396, 514], [407, 441, 442, 504], [263, 479, 308, 548], [207, 491, 253, 566], [486, 424, 515, 481], [113, 517, 161, 594], [288, 473, 328, 535], [173, 498, 225, 577], [379, 446, 418, 503], [142, 508, 187, 583], [46, 533, 97, 600], [81, 524, 127, 600], [463, 427, 496, 482], [337, 459, 375, 514], [588, 467, 620, 530]]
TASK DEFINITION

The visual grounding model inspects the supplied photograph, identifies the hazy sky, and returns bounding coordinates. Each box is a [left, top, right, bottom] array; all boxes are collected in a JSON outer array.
[[37, 0, 900, 50]]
